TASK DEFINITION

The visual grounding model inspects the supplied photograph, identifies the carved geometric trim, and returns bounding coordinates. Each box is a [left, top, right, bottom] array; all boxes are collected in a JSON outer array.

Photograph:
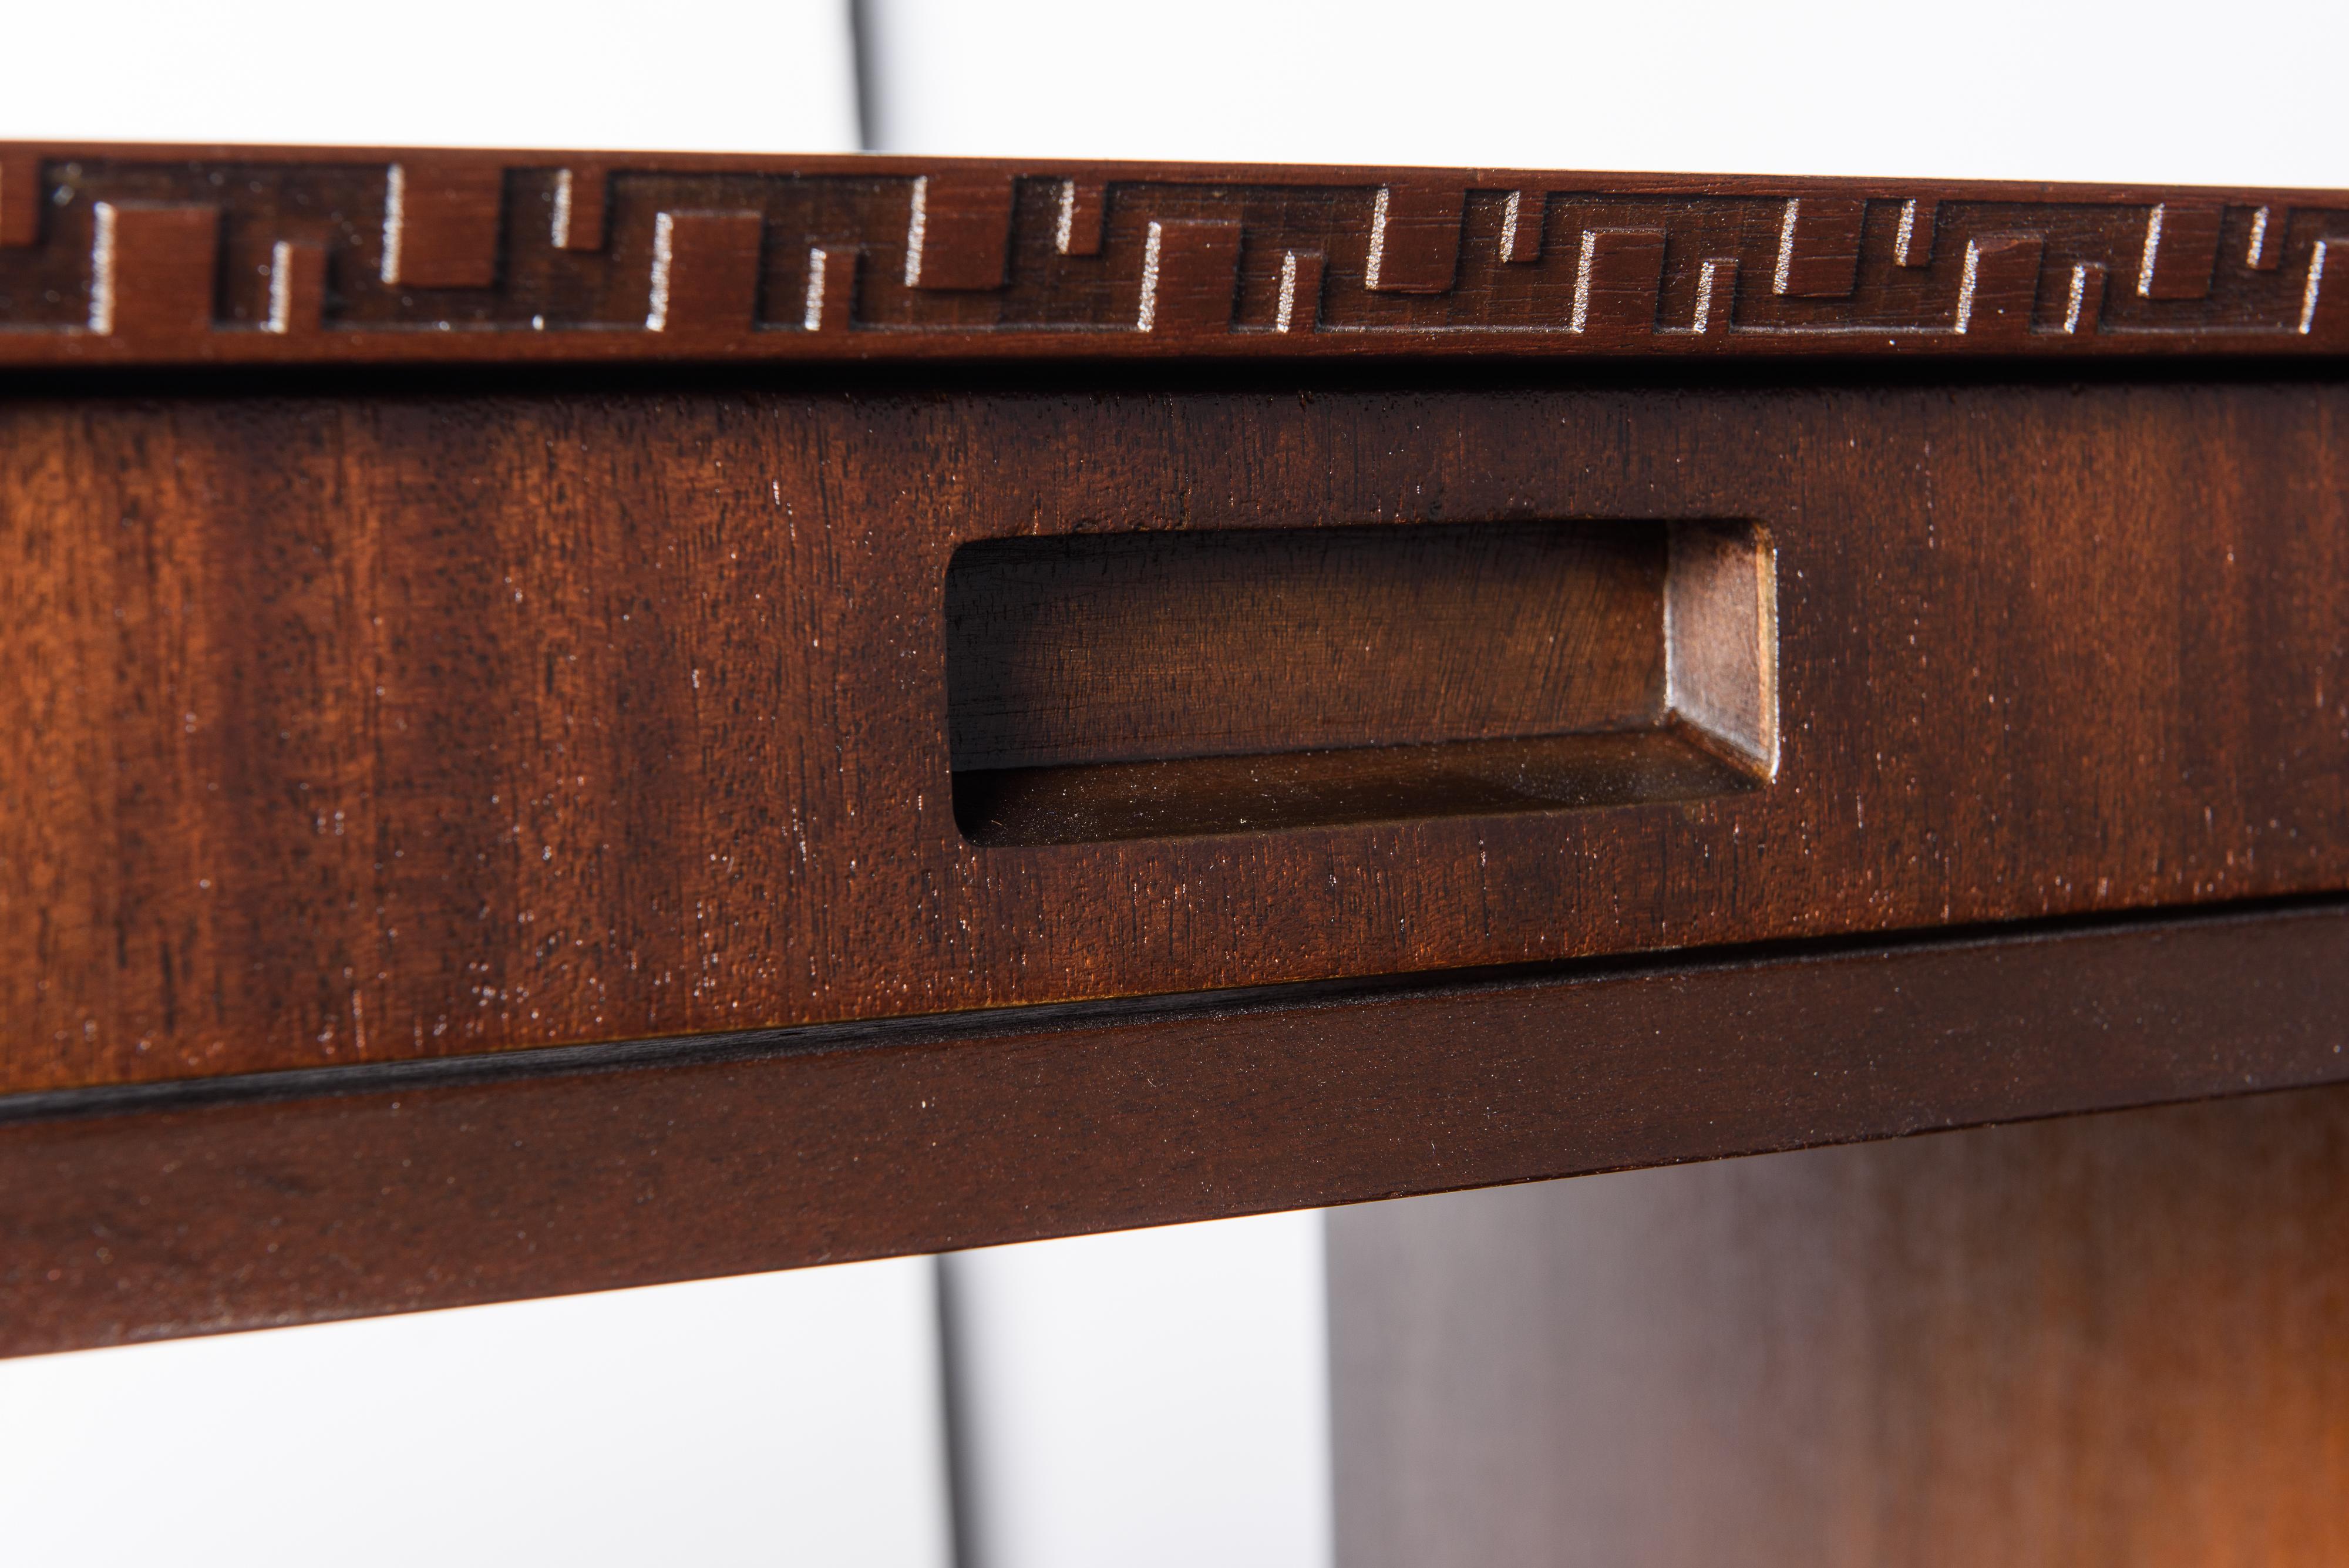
[[381, 159, 503, 289], [2, 143, 2347, 366]]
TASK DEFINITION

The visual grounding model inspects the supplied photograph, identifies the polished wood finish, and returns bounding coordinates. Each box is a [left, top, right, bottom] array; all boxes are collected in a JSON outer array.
[[1330, 1079, 2349, 1568], [6, 144, 2349, 1362], [945, 523, 1671, 770], [6, 374, 2348, 1093], [954, 728, 1756, 847], [5, 899, 2346, 1357], [943, 520, 1772, 844], [3, 147, 2348, 364]]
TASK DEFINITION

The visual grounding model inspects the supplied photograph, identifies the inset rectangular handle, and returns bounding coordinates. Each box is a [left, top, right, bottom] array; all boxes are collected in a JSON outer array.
[[946, 520, 1775, 846]]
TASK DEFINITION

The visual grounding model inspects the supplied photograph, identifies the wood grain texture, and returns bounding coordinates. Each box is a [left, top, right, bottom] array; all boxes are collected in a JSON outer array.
[[1773, 196, 1867, 298], [88, 203, 217, 338], [0, 891, 2330, 1361], [943, 523, 1670, 770], [4, 146, 2349, 362], [5, 374, 2349, 1093], [645, 209, 765, 333], [2139, 199, 2225, 300], [953, 728, 1756, 847], [904, 171, 1016, 291], [1, 149, 45, 248], [5, 897, 2345, 1358], [1666, 522, 1778, 770], [381, 159, 503, 290], [942, 520, 1772, 843], [1330, 1079, 2349, 1568], [264, 240, 327, 335]]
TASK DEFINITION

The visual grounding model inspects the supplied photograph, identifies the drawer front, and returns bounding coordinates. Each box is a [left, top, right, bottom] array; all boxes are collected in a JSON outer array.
[[5, 378, 2347, 1091]]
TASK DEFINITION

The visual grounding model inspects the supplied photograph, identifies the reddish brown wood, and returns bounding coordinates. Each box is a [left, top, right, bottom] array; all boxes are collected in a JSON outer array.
[[1140, 217, 1241, 333], [954, 729, 1755, 847], [88, 202, 217, 338], [5, 376, 2348, 1094], [1773, 196, 1866, 298], [2139, 198, 2225, 300], [264, 240, 327, 335], [904, 171, 1017, 291], [8, 143, 2349, 1365], [941, 520, 1773, 843], [802, 243, 859, 333], [1367, 181, 1466, 293], [1894, 198, 1938, 265], [381, 158, 503, 290], [2308, 240, 2349, 338], [1960, 234, 2045, 340], [550, 164, 609, 252], [4, 898, 2345, 1358], [645, 208, 765, 333], [944, 523, 1670, 769], [1271, 246, 1325, 332], [1055, 178, 1108, 257], [1499, 190, 1544, 265], [1331, 1080, 2349, 1567], [2066, 260, 2111, 335], [0, 149, 39, 248], [1573, 227, 1668, 339], [4, 146, 2349, 362]]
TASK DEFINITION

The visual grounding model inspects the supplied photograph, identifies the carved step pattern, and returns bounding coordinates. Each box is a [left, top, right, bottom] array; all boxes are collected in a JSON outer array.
[[1, 149, 2344, 362]]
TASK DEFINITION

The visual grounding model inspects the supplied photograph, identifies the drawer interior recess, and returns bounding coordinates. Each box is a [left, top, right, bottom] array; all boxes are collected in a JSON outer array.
[[945, 520, 1775, 845]]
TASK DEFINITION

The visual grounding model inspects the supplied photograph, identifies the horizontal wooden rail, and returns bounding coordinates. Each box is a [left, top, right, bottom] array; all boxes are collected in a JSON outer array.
[[5, 146, 2349, 364], [6, 896, 2346, 1358]]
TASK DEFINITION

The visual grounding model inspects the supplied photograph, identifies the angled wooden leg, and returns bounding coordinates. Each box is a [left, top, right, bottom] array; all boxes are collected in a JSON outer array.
[[1331, 1082, 2349, 1568]]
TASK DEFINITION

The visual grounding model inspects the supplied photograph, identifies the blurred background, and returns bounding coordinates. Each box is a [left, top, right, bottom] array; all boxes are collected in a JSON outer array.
[[4, 2, 2344, 1564]]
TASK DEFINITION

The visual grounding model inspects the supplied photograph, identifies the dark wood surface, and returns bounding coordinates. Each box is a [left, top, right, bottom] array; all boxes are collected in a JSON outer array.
[[4, 147, 2349, 364], [954, 728, 1759, 848], [6, 373, 2349, 1094], [943, 520, 1771, 843], [1331, 1079, 2349, 1567], [944, 522, 1670, 770], [6, 897, 2346, 1357], [6, 143, 2349, 1359]]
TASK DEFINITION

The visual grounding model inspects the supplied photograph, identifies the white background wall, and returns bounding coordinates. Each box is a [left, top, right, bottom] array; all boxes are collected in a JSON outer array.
[[856, 0, 2347, 184], [0, 1, 861, 151], [943, 1213, 1332, 1568], [0, 1258, 954, 1568]]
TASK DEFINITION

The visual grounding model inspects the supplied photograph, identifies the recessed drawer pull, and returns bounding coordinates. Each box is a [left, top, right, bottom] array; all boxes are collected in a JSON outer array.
[[945, 520, 1776, 845]]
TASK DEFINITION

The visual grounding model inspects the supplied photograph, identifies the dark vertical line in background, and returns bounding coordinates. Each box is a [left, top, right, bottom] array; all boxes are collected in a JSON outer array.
[[934, 1253, 984, 1568], [1322, 1204, 1352, 1568], [847, 0, 883, 153]]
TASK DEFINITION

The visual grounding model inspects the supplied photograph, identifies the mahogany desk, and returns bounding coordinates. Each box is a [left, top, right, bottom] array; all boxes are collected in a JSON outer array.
[[2, 147, 2345, 1407]]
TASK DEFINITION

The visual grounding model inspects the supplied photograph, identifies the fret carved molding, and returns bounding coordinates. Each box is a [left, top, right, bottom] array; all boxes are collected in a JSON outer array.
[[4, 144, 2347, 365]]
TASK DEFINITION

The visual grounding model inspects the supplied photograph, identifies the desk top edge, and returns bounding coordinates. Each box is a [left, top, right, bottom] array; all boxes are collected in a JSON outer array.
[[4, 142, 2345, 367]]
